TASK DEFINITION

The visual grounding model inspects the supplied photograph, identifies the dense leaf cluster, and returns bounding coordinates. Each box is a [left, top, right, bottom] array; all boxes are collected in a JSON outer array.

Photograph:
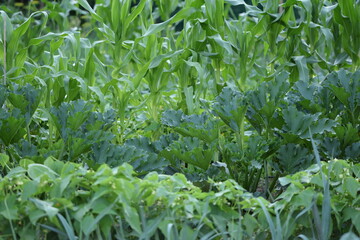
[[0, 0, 359, 239], [0, 157, 358, 239]]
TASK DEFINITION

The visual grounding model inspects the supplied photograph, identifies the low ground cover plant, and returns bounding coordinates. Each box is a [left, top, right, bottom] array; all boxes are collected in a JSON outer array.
[[0, 0, 359, 239], [0, 156, 359, 239]]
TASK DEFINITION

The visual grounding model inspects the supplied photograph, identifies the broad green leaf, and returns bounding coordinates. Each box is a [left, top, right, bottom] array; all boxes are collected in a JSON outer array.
[[246, 72, 289, 133], [345, 142, 360, 159], [8, 83, 43, 121], [15, 140, 38, 158], [321, 138, 341, 159], [4, 166, 26, 179], [28, 164, 59, 181], [0, 11, 13, 42], [57, 213, 77, 240], [21, 181, 39, 199], [277, 143, 314, 173], [30, 198, 59, 218], [123, 205, 142, 234], [44, 157, 64, 174], [243, 213, 258, 236], [334, 124, 360, 148], [343, 177, 360, 198], [295, 80, 317, 101], [0, 194, 18, 220], [340, 232, 360, 240], [81, 214, 97, 236], [293, 56, 309, 83], [140, 213, 167, 239], [343, 207, 360, 234], [161, 110, 183, 127], [282, 106, 337, 138], [0, 113, 26, 146], [161, 137, 214, 170], [292, 188, 316, 208], [213, 87, 247, 132], [0, 153, 9, 168], [162, 110, 219, 143]]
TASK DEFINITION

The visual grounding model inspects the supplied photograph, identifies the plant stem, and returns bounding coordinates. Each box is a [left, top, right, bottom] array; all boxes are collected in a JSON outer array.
[[264, 159, 269, 196], [27, 124, 31, 144], [4, 199, 17, 240], [251, 168, 262, 193], [3, 14, 6, 86], [279, 0, 283, 13], [215, 60, 221, 94], [245, 168, 254, 190], [267, 172, 280, 199]]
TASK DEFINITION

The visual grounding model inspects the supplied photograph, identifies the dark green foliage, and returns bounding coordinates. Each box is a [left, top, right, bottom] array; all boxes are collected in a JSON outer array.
[[246, 72, 290, 134], [162, 110, 219, 143], [276, 143, 314, 173], [160, 137, 215, 170], [213, 87, 247, 132], [0, 109, 26, 146]]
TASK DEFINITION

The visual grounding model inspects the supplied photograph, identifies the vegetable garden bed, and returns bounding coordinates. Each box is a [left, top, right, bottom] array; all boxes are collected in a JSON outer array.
[[0, 0, 359, 239]]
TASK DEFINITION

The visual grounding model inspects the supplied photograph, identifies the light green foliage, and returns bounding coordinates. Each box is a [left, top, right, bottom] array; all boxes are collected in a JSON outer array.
[[278, 159, 360, 238], [0, 157, 358, 239]]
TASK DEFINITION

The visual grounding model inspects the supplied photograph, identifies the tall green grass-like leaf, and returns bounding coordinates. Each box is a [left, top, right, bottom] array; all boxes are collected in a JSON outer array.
[[309, 128, 331, 240], [144, 7, 197, 37], [334, 0, 360, 68], [0, 11, 11, 86], [57, 213, 77, 240], [78, 0, 103, 23], [5, 11, 48, 76], [257, 198, 282, 240]]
